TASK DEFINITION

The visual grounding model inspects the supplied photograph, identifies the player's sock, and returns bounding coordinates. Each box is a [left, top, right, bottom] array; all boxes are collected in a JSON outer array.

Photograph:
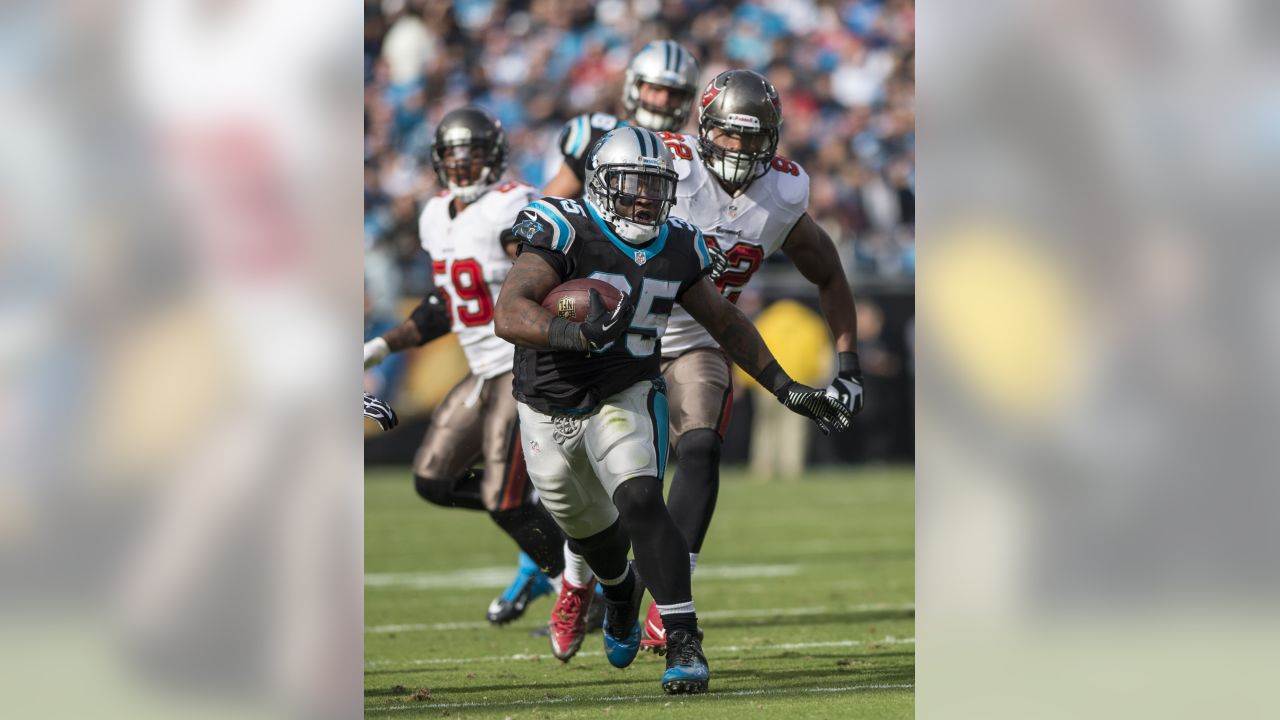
[[413, 470, 486, 510], [665, 429, 721, 554], [565, 519, 631, 587], [489, 504, 566, 577], [596, 563, 637, 603], [656, 603, 698, 638], [611, 476, 692, 607], [563, 545, 594, 588]]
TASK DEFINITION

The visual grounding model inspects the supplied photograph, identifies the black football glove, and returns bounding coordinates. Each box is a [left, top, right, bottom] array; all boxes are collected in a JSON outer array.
[[776, 382, 854, 435], [579, 288, 634, 352], [825, 351, 864, 415], [705, 239, 729, 282], [757, 360, 853, 436], [363, 392, 399, 431]]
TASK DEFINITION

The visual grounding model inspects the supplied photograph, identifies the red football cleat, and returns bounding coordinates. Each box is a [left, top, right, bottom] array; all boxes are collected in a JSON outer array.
[[640, 602, 667, 654], [548, 581, 594, 661], [641, 602, 705, 656]]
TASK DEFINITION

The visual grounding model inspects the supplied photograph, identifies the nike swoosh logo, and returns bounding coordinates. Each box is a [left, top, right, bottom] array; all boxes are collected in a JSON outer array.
[[601, 318, 621, 332]]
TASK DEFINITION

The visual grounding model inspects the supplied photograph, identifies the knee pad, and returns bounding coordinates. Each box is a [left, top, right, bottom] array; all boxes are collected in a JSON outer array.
[[612, 476, 667, 525], [414, 475, 453, 507], [566, 518, 631, 560], [677, 428, 722, 464]]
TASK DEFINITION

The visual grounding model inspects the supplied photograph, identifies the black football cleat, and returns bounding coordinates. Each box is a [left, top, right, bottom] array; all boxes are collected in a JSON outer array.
[[662, 628, 710, 694]]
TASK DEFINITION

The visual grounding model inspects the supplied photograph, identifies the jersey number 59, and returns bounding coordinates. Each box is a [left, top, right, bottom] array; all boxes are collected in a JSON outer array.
[[432, 258, 494, 327]]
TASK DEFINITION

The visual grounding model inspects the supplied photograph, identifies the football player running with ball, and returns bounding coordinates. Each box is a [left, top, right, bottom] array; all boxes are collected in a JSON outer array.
[[540, 37, 721, 658], [494, 127, 853, 694], [633, 69, 868, 651], [364, 106, 569, 624]]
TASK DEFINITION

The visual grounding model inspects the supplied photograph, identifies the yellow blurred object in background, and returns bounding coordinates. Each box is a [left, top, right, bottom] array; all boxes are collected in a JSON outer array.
[[735, 298, 833, 389], [922, 222, 1084, 420]]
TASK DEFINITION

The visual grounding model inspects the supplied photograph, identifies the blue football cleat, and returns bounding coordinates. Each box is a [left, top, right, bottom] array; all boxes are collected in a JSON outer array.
[[662, 628, 709, 694], [487, 552, 554, 625], [601, 564, 644, 668]]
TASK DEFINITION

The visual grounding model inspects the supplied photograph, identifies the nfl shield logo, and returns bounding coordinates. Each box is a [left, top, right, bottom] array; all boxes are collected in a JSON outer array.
[[635, 250, 647, 265], [557, 296, 575, 318]]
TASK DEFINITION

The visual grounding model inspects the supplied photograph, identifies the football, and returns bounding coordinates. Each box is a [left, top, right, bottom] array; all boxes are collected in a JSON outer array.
[[540, 278, 623, 323]]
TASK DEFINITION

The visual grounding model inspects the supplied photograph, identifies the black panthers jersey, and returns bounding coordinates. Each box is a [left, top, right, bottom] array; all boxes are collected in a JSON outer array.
[[511, 196, 714, 416], [557, 112, 627, 184]]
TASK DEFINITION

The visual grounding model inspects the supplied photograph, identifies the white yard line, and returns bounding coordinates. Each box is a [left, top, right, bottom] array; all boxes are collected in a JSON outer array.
[[365, 636, 914, 668], [365, 563, 802, 591], [369, 682, 915, 712], [367, 601, 913, 634]]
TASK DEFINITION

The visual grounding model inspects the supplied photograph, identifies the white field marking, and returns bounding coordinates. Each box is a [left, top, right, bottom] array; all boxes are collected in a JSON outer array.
[[366, 601, 913, 634], [364, 563, 801, 591], [364, 636, 914, 668], [369, 682, 915, 712]]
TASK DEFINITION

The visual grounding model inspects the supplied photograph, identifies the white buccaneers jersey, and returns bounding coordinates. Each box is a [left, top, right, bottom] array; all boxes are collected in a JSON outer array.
[[660, 132, 810, 356], [419, 181, 538, 378]]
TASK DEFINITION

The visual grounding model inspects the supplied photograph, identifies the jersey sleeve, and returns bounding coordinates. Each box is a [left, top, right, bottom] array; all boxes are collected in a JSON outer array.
[[512, 198, 578, 279], [676, 224, 715, 300]]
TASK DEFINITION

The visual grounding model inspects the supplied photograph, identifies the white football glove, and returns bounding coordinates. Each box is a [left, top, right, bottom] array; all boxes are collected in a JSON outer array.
[[825, 352, 865, 415], [825, 375, 864, 415], [364, 337, 390, 368]]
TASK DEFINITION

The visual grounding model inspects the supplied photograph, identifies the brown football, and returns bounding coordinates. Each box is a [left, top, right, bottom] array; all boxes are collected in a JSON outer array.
[[541, 278, 624, 323]]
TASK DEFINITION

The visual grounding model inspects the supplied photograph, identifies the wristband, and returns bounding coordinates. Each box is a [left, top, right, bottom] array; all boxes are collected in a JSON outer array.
[[755, 360, 794, 396], [548, 316, 587, 352], [837, 351, 862, 379], [365, 337, 390, 364]]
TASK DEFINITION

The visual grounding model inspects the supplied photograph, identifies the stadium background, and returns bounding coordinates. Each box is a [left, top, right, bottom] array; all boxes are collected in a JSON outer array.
[[363, 0, 914, 469]]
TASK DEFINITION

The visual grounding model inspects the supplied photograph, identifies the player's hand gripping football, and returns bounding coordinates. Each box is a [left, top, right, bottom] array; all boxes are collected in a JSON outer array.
[[579, 288, 634, 352], [363, 392, 399, 431], [775, 382, 854, 436], [824, 351, 864, 415]]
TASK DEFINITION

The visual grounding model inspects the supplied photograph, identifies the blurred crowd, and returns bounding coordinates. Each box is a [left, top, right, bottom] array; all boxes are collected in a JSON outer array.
[[364, 0, 915, 304]]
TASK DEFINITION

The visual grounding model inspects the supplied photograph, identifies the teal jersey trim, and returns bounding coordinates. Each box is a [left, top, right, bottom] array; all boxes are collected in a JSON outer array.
[[692, 230, 711, 270], [528, 201, 574, 252], [654, 387, 669, 477], [585, 201, 668, 264]]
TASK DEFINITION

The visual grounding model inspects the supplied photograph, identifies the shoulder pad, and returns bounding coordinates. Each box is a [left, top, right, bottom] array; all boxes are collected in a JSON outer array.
[[514, 198, 579, 254], [486, 181, 539, 214], [770, 156, 810, 211], [589, 112, 622, 131], [672, 134, 702, 184], [558, 114, 596, 160]]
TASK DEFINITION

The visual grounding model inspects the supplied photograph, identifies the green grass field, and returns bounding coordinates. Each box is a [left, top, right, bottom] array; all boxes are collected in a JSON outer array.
[[365, 465, 914, 718]]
